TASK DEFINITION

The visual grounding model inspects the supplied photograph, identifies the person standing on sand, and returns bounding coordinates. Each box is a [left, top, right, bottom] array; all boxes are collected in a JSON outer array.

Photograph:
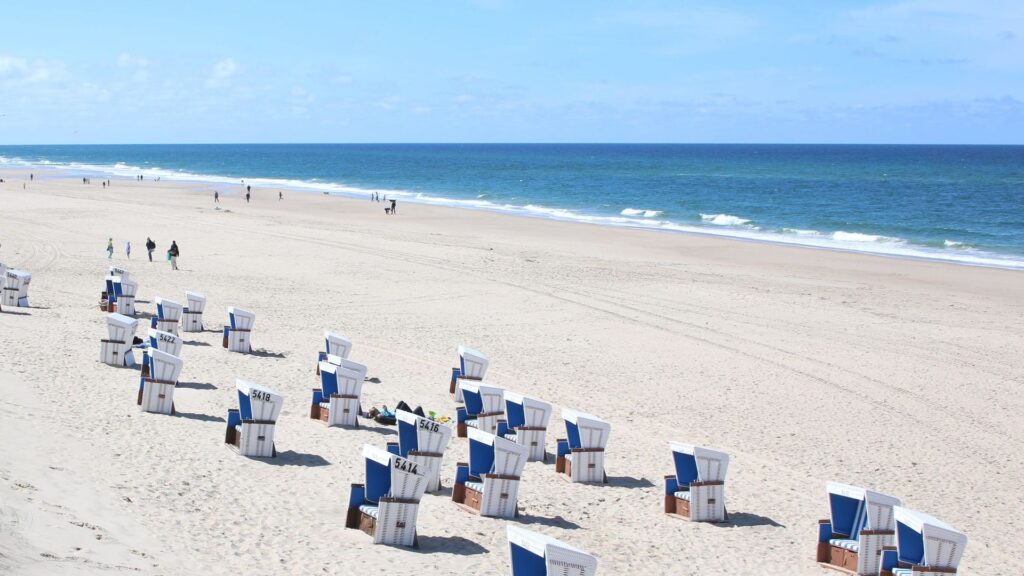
[[169, 241, 180, 270], [279, 191, 283, 201], [214, 191, 219, 203], [245, 191, 250, 203], [146, 237, 156, 261], [106, 238, 114, 259], [125, 241, 131, 259], [390, 199, 396, 214]]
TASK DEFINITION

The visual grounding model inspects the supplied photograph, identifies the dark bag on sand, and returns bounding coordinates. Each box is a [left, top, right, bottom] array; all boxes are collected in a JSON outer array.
[[374, 414, 396, 426]]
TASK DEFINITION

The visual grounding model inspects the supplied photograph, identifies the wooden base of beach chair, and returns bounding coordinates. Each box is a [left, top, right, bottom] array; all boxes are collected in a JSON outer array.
[[225, 421, 277, 458], [817, 528, 895, 576], [451, 482, 484, 515], [556, 454, 608, 483], [100, 340, 130, 366], [345, 503, 420, 548]]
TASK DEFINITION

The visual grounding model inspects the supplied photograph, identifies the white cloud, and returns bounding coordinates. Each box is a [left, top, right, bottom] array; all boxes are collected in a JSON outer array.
[[206, 58, 239, 87], [116, 53, 149, 68]]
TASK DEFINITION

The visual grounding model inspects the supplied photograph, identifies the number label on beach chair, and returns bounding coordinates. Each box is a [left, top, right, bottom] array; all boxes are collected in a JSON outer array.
[[419, 419, 440, 433], [393, 456, 419, 475], [251, 389, 274, 402], [159, 333, 178, 344]]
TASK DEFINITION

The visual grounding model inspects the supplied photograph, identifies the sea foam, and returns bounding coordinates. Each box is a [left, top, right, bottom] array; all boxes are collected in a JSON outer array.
[[700, 213, 751, 226], [620, 208, 664, 217]]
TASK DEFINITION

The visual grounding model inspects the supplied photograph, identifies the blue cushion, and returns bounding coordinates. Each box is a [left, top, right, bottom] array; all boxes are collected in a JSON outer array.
[[359, 504, 379, 519], [674, 491, 691, 501], [829, 539, 860, 553], [465, 481, 484, 493]]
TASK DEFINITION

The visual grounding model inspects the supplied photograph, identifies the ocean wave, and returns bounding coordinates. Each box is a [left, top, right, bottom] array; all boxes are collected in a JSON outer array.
[[2, 154, 1023, 270], [620, 208, 664, 217], [832, 231, 902, 243], [700, 213, 751, 226]]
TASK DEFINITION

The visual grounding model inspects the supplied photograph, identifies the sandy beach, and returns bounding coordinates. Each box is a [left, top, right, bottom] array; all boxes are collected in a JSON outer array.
[[1, 170, 1021, 575]]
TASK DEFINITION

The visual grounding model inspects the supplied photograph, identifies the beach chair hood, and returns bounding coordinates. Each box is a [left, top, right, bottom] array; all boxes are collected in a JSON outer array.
[[669, 441, 730, 483], [468, 427, 528, 477], [458, 345, 489, 379], [236, 379, 283, 422], [323, 330, 352, 359], [562, 408, 611, 450], [504, 391, 552, 428], [507, 525, 598, 576], [228, 307, 256, 330], [106, 313, 139, 341], [147, 349, 183, 383], [396, 409, 453, 455], [893, 506, 967, 569]]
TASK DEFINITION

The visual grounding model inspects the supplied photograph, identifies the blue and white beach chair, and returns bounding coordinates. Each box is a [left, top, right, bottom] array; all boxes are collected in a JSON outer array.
[[816, 482, 902, 575], [456, 381, 505, 437], [2, 269, 31, 308], [223, 307, 255, 353], [449, 345, 489, 402], [452, 427, 528, 518], [101, 313, 139, 367], [664, 442, 730, 522], [137, 348, 183, 415], [225, 379, 282, 458], [346, 444, 429, 547], [506, 525, 598, 576], [556, 408, 610, 483], [181, 291, 206, 333], [151, 297, 183, 335], [878, 507, 967, 576], [310, 355, 367, 427], [499, 391, 552, 461], [316, 330, 352, 373], [387, 409, 454, 493]]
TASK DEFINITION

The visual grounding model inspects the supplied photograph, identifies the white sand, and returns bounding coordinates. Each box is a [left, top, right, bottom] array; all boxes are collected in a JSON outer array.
[[1, 171, 1021, 575]]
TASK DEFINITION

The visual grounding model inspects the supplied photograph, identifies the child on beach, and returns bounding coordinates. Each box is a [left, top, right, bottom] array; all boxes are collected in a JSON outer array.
[[106, 238, 114, 259]]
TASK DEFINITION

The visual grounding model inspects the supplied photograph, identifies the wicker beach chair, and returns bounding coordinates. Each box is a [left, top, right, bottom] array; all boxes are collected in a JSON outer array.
[[499, 391, 552, 462], [816, 482, 902, 575], [878, 507, 967, 576], [387, 409, 454, 493], [506, 525, 598, 576], [224, 379, 282, 458], [452, 427, 528, 518], [456, 381, 505, 437], [449, 345, 489, 402], [181, 291, 206, 332], [101, 313, 139, 367], [223, 307, 255, 353], [555, 408, 610, 483], [664, 442, 730, 522], [137, 348, 182, 415], [310, 356, 367, 427], [346, 444, 429, 547]]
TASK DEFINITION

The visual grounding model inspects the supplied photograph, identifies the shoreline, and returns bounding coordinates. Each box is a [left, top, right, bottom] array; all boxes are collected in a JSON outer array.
[[3, 158, 1022, 271]]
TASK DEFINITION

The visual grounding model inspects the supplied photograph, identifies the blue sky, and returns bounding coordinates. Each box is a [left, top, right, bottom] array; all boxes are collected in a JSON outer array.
[[1, 0, 1022, 144]]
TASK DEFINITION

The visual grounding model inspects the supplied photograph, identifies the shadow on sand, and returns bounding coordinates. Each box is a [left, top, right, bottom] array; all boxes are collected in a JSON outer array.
[[176, 411, 225, 423], [263, 450, 331, 467], [713, 511, 785, 529], [518, 513, 581, 530], [414, 535, 488, 556], [177, 381, 217, 390]]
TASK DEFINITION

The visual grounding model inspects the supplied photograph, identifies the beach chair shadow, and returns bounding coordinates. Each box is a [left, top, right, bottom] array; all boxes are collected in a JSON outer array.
[[135, 311, 156, 320], [250, 349, 286, 358], [606, 475, 655, 488], [414, 535, 488, 556], [135, 299, 151, 304], [264, 450, 330, 467], [714, 511, 784, 528], [518, 513, 582, 530], [183, 340, 211, 347], [176, 411, 225, 423], [177, 381, 217, 390], [0, 309, 30, 315]]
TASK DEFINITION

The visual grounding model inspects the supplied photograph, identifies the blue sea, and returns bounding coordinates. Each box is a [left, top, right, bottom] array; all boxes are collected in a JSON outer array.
[[2, 144, 1023, 269]]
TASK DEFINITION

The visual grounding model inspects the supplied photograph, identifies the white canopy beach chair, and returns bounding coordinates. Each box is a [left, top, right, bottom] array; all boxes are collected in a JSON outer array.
[[387, 410, 454, 493], [456, 381, 505, 437], [182, 291, 207, 333], [310, 356, 367, 427], [664, 442, 730, 522], [109, 265, 129, 280], [500, 391, 552, 461], [452, 427, 528, 518], [877, 507, 967, 576], [101, 313, 139, 367], [152, 297, 183, 335], [223, 307, 255, 353], [506, 525, 598, 576], [556, 408, 610, 483], [0, 263, 5, 311], [137, 348, 183, 415], [316, 330, 352, 374], [816, 482, 902, 575], [118, 277, 138, 316], [346, 444, 429, 547], [225, 379, 282, 458], [2, 269, 31, 308], [450, 345, 489, 401]]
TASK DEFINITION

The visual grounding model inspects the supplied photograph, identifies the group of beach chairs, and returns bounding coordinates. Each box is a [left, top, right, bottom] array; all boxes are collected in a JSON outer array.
[[0, 261, 31, 311], [88, 267, 969, 575], [817, 482, 967, 576]]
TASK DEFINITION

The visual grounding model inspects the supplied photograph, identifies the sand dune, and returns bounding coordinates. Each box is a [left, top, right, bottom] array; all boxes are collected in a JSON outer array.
[[1, 171, 1021, 575]]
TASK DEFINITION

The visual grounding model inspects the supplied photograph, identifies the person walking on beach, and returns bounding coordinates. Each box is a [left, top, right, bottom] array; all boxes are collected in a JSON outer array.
[[390, 199, 396, 215], [278, 191, 283, 201], [168, 241, 180, 270], [214, 191, 220, 203], [245, 191, 250, 203], [146, 237, 156, 262], [106, 238, 114, 259], [125, 241, 131, 259]]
